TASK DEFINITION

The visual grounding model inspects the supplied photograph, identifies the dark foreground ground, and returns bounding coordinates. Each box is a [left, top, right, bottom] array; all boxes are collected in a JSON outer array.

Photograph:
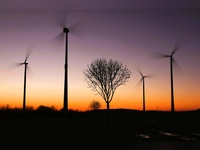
[[0, 109, 200, 149]]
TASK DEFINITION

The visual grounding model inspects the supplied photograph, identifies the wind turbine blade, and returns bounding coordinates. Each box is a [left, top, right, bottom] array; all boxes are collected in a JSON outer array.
[[145, 72, 156, 79], [172, 58, 184, 75], [9, 62, 23, 70], [47, 32, 65, 51], [171, 38, 185, 56], [135, 65, 143, 77], [136, 78, 143, 87], [149, 50, 169, 60], [25, 44, 35, 62], [53, 32, 65, 42], [52, 10, 67, 28], [27, 66, 35, 77], [68, 19, 86, 39]]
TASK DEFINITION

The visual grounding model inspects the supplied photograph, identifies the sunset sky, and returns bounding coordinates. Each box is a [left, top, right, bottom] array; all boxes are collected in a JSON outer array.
[[0, 4, 200, 111]]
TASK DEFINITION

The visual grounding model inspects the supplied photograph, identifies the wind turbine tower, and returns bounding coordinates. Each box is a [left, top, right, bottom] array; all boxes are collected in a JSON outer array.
[[12, 45, 34, 111], [63, 27, 69, 114], [52, 11, 85, 116], [151, 38, 184, 112], [136, 67, 153, 112]]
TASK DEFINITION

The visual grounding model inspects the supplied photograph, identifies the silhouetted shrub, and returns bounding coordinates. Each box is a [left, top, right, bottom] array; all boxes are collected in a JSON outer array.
[[36, 105, 56, 112], [89, 100, 101, 110]]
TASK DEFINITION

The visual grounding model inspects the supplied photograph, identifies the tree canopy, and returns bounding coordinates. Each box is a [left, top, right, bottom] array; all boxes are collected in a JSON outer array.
[[83, 58, 131, 105]]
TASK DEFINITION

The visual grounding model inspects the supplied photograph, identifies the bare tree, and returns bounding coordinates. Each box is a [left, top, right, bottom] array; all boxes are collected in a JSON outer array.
[[83, 58, 131, 127], [89, 100, 102, 110]]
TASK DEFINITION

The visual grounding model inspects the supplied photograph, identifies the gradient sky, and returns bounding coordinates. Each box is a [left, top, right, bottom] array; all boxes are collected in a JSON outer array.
[[1, 0, 200, 9], [0, 9, 200, 111]]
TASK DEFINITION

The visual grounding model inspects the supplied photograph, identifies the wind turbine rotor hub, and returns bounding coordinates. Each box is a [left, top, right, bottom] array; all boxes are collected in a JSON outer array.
[[63, 28, 69, 33]]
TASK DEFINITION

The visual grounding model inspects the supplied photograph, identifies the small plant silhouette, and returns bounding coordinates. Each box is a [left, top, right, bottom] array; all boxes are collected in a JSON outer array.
[[89, 100, 101, 110]]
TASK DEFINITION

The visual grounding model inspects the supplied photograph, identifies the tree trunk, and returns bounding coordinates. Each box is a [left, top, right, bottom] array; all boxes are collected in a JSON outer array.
[[106, 102, 110, 128]]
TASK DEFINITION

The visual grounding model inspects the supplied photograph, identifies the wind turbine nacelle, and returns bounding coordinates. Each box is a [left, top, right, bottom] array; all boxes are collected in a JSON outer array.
[[63, 28, 69, 33]]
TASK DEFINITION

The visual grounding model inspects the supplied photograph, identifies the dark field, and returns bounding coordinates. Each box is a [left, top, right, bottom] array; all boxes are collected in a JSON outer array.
[[0, 109, 200, 149]]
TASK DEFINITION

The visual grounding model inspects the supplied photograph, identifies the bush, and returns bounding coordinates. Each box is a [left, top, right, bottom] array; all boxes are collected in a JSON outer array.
[[89, 100, 101, 110]]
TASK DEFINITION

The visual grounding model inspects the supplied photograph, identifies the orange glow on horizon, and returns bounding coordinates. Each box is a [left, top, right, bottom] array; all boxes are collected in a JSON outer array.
[[0, 95, 199, 112]]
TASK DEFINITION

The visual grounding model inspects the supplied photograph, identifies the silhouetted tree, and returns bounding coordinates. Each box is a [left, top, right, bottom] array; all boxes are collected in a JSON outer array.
[[89, 100, 101, 110], [83, 58, 131, 127]]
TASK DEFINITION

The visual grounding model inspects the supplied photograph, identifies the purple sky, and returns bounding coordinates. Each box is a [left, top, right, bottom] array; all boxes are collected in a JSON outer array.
[[0, 0, 200, 9], [0, 9, 200, 110]]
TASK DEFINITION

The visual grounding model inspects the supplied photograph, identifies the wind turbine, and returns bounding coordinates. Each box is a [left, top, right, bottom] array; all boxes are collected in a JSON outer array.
[[136, 67, 153, 112], [51, 10, 86, 116], [11, 45, 34, 111], [151, 39, 184, 112]]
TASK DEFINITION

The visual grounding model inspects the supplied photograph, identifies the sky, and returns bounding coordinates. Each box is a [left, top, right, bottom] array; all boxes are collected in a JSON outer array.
[[0, 0, 200, 9], [0, 4, 200, 111]]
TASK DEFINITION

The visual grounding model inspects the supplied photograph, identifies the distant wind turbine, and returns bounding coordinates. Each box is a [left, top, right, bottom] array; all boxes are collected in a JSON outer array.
[[136, 66, 154, 112], [151, 39, 184, 112], [51, 10, 86, 116], [11, 45, 34, 111]]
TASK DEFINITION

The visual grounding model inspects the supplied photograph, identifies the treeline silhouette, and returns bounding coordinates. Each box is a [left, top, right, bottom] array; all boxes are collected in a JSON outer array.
[[0, 104, 199, 121], [0, 105, 86, 119]]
